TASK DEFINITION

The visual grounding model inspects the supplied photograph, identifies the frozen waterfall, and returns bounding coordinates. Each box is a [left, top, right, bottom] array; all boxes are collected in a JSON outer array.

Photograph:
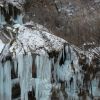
[[0, 0, 100, 100]]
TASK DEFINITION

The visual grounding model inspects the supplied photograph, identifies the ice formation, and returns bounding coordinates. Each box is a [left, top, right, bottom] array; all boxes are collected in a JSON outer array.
[[0, 40, 99, 100], [0, 0, 100, 100], [0, 39, 5, 53]]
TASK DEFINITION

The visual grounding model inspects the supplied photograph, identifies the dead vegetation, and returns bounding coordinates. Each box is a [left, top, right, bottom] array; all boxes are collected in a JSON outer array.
[[23, 0, 100, 46]]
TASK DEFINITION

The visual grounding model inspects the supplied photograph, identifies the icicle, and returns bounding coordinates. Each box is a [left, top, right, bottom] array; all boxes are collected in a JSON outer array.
[[13, 57, 18, 73], [17, 54, 33, 100], [17, 54, 23, 78], [35, 78, 40, 100], [0, 6, 6, 26], [24, 54, 33, 99], [35, 55, 51, 81], [3, 61, 11, 100], [17, 54, 25, 100], [0, 7, 2, 25], [12, 78, 19, 87], [12, 5, 14, 20], [35, 55, 52, 100], [0, 7, 5, 26], [14, 14, 23, 24], [0, 62, 4, 100], [6, 7, 8, 14]]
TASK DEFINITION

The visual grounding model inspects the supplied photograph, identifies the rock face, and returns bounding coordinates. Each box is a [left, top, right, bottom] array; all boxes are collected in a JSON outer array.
[[0, 1, 100, 100], [23, 0, 100, 46]]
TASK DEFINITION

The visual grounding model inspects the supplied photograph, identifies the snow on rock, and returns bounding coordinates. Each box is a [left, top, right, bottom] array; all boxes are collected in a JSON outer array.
[[10, 23, 66, 55]]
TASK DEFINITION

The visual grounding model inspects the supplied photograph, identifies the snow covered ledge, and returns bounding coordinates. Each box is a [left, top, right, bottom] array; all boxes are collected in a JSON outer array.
[[10, 22, 66, 55]]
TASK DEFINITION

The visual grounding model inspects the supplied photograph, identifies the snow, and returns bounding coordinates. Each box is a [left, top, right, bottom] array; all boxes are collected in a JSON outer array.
[[10, 23, 66, 56]]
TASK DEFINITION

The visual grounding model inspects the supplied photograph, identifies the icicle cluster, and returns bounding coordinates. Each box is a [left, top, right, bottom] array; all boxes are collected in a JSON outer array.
[[0, 43, 99, 100], [0, 1, 23, 26]]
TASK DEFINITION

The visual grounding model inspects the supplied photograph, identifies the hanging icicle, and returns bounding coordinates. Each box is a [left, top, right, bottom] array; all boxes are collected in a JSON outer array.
[[35, 54, 52, 100], [0, 62, 4, 100], [3, 61, 11, 100]]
